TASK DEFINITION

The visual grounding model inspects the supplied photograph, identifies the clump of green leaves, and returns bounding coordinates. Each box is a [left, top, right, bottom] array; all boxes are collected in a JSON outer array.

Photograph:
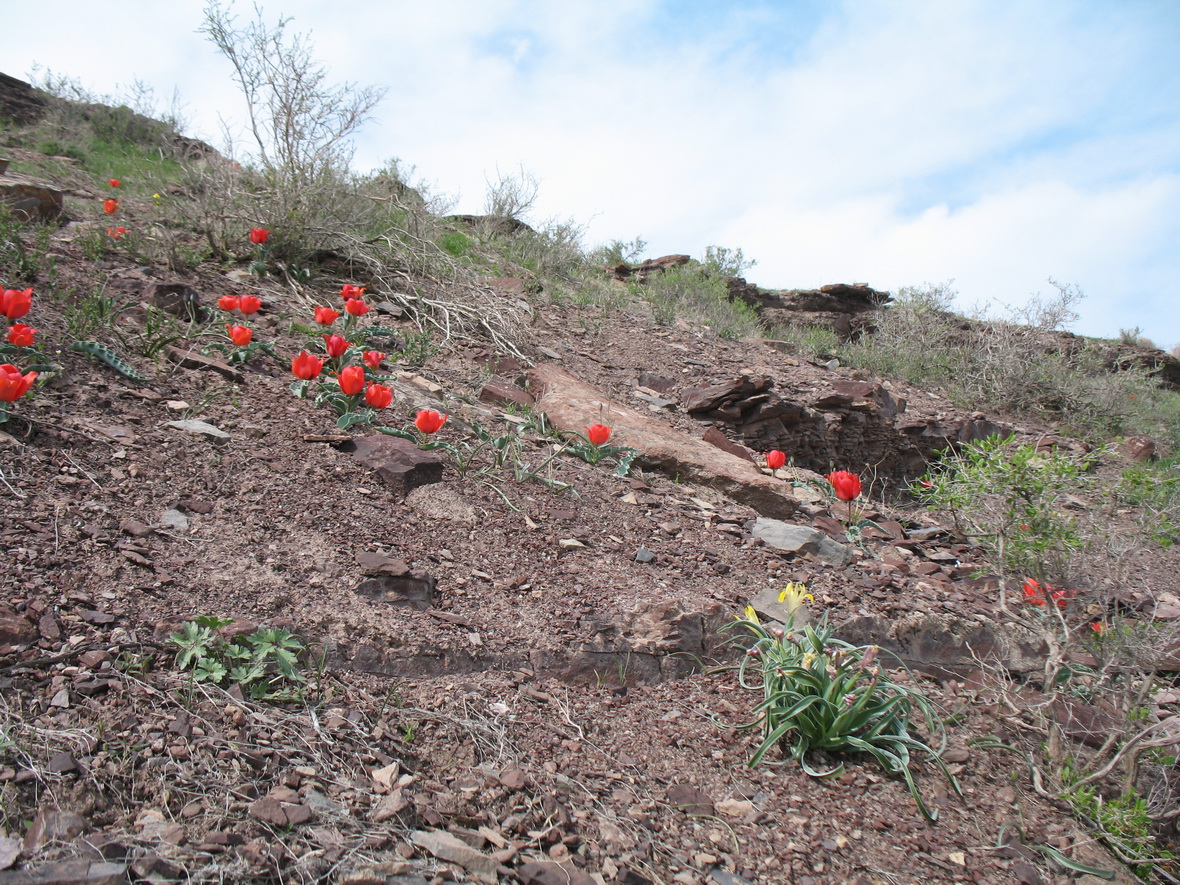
[[724, 614, 960, 821], [914, 434, 1090, 587], [168, 616, 308, 700], [1062, 770, 1175, 877]]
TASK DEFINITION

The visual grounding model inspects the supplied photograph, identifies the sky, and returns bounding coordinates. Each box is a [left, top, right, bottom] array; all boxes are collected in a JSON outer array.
[[6, 0, 1180, 346]]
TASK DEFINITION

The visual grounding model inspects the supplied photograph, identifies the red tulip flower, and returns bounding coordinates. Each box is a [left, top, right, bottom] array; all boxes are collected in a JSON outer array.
[[365, 383, 393, 409], [1022, 578, 1074, 609], [103, 199, 119, 215], [324, 334, 350, 359], [291, 351, 324, 380], [826, 470, 862, 501], [0, 364, 37, 402], [341, 284, 365, 300], [315, 306, 341, 326], [108, 179, 121, 188], [218, 295, 241, 312], [238, 295, 262, 315], [248, 228, 269, 245], [1, 288, 33, 320], [226, 325, 253, 347], [766, 449, 786, 471], [337, 365, 365, 396], [363, 350, 385, 370], [415, 409, 448, 434], [344, 298, 370, 317], [6, 324, 36, 348], [585, 423, 611, 446], [106, 226, 127, 241]]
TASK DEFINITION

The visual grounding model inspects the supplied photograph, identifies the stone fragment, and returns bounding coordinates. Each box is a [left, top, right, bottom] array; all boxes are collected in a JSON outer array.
[[164, 420, 231, 443], [163, 347, 244, 383], [0, 835, 18, 871], [353, 557, 435, 610], [0, 604, 36, 645], [751, 518, 852, 567], [667, 783, 713, 816], [515, 861, 597, 885], [349, 436, 444, 500], [151, 284, 204, 322], [0, 178, 63, 223], [159, 510, 189, 531], [0, 861, 127, 885], [479, 375, 534, 408], [747, 585, 810, 629], [369, 789, 409, 823], [633, 547, 655, 563], [701, 426, 754, 463], [409, 830, 497, 882], [23, 810, 87, 854]]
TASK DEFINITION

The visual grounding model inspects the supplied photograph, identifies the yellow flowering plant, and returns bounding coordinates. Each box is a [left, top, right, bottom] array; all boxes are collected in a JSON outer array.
[[721, 608, 961, 821]]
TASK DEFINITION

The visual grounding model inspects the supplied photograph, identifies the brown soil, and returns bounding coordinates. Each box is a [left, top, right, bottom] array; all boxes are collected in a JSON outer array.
[[1, 186, 1175, 885]]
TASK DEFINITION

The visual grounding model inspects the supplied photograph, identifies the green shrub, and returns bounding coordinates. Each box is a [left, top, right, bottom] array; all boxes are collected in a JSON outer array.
[[914, 434, 1090, 586]]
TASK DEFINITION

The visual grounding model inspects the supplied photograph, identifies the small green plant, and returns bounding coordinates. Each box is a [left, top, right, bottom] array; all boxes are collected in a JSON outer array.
[[914, 434, 1090, 588], [1062, 770, 1175, 877], [723, 612, 960, 821], [168, 616, 308, 701], [399, 330, 438, 367]]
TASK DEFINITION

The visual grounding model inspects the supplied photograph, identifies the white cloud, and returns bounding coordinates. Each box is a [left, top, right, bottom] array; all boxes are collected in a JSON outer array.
[[3, 0, 1178, 344]]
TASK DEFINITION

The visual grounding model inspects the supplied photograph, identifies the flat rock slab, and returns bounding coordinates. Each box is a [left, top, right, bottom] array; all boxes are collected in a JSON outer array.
[[0, 861, 127, 885], [751, 518, 852, 567], [409, 830, 496, 882], [349, 436, 444, 500], [165, 419, 230, 443], [528, 364, 800, 518]]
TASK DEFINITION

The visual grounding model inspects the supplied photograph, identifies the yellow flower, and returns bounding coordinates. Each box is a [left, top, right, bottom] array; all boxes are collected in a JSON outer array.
[[778, 582, 814, 613], [801, 652, 817, 669], [743, 605, 760, 625], [152, 193, 160, 200]]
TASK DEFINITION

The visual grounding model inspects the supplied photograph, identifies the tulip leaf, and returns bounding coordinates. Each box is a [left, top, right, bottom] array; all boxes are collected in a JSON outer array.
[[69, 340, 147, 382]]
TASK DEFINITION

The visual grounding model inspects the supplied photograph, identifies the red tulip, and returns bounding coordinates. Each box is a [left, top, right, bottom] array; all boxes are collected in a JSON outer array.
[[238, 295, 262, 315], [1022, 578, 1074, 609], [248, 228, 269, 245], [108, 179, 121, 188], [0, 364, 37, 402], [0, 288, 33, 320], [337, 365, 365, 396], [344, 298, 370, 317], [6, 324, 36, 348], [826, 470, 862, 501], [363, 350, 385, 370], [103, 199, 119, 215], [324, 334, 350, 359], [218, 295, 241, 312], [1022, 578, 1047, 607], [365, 383, 393, 409], [341, 284, 366, 300], [766, 449, 786, 471], [314, 306, 341, 325], [106, 226, 126, 241], [585, 423, 611, 446], [415, 409, 448, 434], [226, 325, 253, 347], [291, 351, 324, 380]]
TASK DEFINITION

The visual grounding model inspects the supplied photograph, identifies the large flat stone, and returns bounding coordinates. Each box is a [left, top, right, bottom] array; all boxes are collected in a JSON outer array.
[[751, 518, 852, 567], [528, 364, 800, 518]]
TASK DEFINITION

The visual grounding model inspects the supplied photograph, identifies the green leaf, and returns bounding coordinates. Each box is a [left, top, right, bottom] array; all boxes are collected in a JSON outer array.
[[69, 340, 147, 381]]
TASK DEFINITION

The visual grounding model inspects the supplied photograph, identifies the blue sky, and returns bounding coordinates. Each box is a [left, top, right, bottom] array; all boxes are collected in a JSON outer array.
[[6, 1, 1180, 346]]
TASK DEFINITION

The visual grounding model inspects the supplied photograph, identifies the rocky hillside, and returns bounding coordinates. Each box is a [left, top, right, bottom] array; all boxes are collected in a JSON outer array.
[[1, 76, 1179, 885]]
